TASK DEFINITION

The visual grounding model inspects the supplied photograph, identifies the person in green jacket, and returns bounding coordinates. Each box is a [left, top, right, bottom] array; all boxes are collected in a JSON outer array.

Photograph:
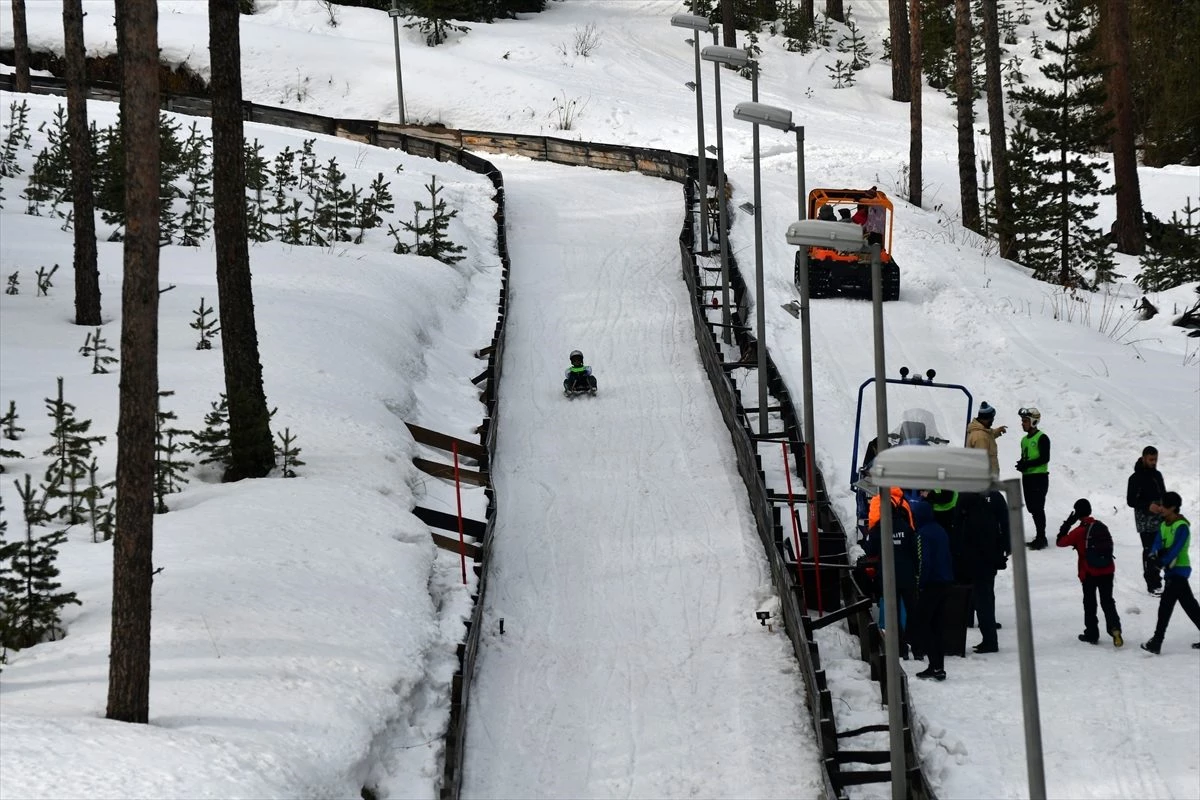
[[1016, 407, 1051, 549], [1141, 492, 1200, 654]]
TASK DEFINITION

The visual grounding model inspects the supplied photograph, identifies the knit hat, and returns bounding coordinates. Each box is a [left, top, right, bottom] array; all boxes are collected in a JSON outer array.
[[1073, 498, 1092, 517], [977, 402, 996, 419]]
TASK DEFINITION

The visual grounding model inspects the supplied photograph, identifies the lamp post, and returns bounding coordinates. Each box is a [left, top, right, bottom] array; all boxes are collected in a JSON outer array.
[[701, 43, 751, 345], [388, 0, 406, 123], [671, 12, 714, 253], [866, 240, 906, 799], [786, 220, 864, 608], [732, 100, 795, 437], [863, 448, 1048, 799]]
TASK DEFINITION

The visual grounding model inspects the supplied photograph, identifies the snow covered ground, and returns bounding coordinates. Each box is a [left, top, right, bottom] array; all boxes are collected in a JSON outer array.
[[1, 0, 1198, 798]]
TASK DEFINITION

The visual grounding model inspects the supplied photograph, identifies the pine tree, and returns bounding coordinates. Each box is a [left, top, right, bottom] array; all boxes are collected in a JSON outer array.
[[243, 138, 274, 242], [274, 427, 303, 478], [1136, 200, 1200, 292], [919, 0, 956, 89], [400, 0, 471, 46], [35, 264, 59, 297], [0, 401, 24, 473], [838, 14, 873, 72], [1012, 0, 1115, 286], [178, 121, 213, 247], [4, 272, 17, 295], [313, 157, 355, 244], [0, 99, 31, 178], [42, 377, 107, 524], [0, 496, 19, 664], [190, 296, 221, 350], [4, 475, 80, 650], [1005, 122, 1057, 279], [189, 394, 232, 470], [355, 172, 394, 243], [154, 391, 194, 514], [409, 177, 466, 264], [269, 145, 299, 233], [91, 118, 126, 234], [78, 327, 118, 374], [157, 113, 187, 246], [79, 457, 115, 543]]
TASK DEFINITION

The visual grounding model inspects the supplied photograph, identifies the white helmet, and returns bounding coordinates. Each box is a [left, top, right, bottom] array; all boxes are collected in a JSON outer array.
[[1019, 406, 1041, 424]]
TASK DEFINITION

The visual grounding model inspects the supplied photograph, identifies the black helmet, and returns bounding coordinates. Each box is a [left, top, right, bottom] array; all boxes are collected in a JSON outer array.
[[569, 350, 583, 363]]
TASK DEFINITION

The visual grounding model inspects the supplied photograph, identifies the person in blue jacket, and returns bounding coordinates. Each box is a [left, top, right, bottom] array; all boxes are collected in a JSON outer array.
[[1142, 491, 1200, 653], [912, 499, 954, 681]]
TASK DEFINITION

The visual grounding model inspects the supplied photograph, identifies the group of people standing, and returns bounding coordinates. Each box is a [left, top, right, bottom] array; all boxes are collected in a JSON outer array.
[[967, 403, 1200, 654], [859, 404, 1199, 682]]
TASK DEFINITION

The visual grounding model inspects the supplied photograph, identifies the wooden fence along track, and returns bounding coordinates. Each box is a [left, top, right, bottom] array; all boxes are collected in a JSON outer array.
[[0, 74, 935, 799]]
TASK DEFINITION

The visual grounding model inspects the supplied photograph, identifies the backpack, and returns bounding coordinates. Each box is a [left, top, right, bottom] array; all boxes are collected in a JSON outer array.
[[1084, 520, 1114, 569]]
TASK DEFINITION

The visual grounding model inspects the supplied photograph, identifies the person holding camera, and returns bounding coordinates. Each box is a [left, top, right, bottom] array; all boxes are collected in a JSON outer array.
[[1142, 492, 1200, 654], [1056, 499, 1122, 647]]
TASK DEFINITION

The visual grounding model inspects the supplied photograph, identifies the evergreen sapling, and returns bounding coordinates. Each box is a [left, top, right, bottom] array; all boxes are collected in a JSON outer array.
[[5, 475, 80, 650], [42, 377, 107, 524], [189, 394, 232, 471], [4, 272, 17, 295], [190, 297, 221, 350], [78, 328, 118, 374], [275, 427, 305, 478], [35, 264, 59, 297], [0, 99, 31, 178], [178, 121, 214, 247], [80, 457, 115, 543], [154, 391, 194, 514], [0, 401, 24, 473]]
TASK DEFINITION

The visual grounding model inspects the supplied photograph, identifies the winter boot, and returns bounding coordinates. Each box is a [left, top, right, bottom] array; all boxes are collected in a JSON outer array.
[[1027, 537, 1048, 551], [1078, 633, 1099, 645], [916, 666, 946, 681], [1192, 642, 1199, 650], [1110, 629, 1124, 648], [1141, 638, 1162, 655]]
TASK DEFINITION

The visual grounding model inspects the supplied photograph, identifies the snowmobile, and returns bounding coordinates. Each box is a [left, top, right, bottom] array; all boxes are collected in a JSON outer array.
[[797, 187, 900, 301], [849, 367, 975, 541]]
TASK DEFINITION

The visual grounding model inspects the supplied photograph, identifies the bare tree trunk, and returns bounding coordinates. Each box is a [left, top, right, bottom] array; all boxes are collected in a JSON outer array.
[[954, 0, 980, 231], [827, 0, 845, 24], [800, 0, 814, 26], [722, 0, 736, 47], [63, 0, 100, 326], [908, 0, 922, 206], [980, 0, 1014, 259], [210, 0, 276, 483], [11, 0, 31, 93], [106, 0, 159, 726], [890, 0, 912, 102], [1100, 0, 1143, 254]]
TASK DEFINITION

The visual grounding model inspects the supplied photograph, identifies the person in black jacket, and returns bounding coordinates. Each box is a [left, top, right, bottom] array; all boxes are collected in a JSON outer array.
[[1127, 446, 1166, 594], [962, 491, 1011, 653], [864, 487, 920, 659]]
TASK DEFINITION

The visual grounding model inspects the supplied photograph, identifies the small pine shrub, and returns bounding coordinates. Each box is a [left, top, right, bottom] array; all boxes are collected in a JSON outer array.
[[190, 297, 221, 350], [78, 328, 118, 374]]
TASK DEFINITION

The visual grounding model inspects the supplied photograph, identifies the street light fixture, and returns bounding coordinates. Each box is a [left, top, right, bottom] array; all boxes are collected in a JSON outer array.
[[786, 220, 863, 611], [733, 100, 797, 437], [671, 12, 714, 254], [864, 445, 1047, 800], [388, 0, 406, 123]]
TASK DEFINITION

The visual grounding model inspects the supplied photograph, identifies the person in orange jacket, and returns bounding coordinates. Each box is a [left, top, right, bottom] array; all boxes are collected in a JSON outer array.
[[864, 487, 920, 658]]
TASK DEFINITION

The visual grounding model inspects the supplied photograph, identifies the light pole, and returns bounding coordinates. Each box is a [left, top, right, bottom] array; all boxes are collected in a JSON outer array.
[[732, 100, 794, 437], [701, 43, 751, 345], [863, 446, 1047, 800], [786, 220, 864, 611], [671, 12, 714, 254], [868, 240, 906, 799], [388, 0, 406, 123]]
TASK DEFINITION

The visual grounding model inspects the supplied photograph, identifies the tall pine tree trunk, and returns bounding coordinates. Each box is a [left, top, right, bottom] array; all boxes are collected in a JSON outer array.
[[908, 0, 922, 206], [890, 0, 912, 102], [954, 0, 980, 231], [63, 0, 101, 326], [210, 0, 275, 483], [722, 0, 736, 47], [981, 0, 1013, 259], [11, 0, 31, 93], [1100, 0, 1143, 254], [827, 0, 845, 24], [106, 0, 159, 726]]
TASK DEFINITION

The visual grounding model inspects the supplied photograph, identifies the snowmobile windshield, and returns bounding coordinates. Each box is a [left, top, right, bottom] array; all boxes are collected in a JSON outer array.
[[888, 408, 948, 446]]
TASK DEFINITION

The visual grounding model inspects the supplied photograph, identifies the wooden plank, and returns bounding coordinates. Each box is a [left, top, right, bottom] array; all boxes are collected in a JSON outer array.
[[412, 505, 487, 539], [405, 422, 488, 462], [414, 457, 491, 487], [431, 530, 480, 561]]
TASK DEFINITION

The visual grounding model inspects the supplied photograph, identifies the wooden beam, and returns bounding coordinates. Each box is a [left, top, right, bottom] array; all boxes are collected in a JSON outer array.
[[414, 457, 491, 487], [405, 422, 488, 462], [430, 530, 480, 561]]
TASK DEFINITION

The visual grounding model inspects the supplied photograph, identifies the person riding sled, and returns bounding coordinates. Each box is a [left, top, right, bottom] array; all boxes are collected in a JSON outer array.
[[563, 350, 598, 394]]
